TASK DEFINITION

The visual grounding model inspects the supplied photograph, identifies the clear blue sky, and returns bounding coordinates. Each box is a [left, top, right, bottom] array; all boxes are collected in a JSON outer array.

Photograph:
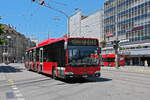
[[0, 0, 104, 42]]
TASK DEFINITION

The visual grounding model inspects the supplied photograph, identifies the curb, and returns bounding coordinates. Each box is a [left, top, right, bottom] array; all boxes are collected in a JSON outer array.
[[101, 66, 150, 72]]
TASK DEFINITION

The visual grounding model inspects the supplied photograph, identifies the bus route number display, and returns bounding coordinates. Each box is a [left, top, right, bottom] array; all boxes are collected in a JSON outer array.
[[68, 39, 98, 46]]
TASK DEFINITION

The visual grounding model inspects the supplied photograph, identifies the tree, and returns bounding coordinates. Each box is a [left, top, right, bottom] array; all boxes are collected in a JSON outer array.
[[0, 16, 5, 44]]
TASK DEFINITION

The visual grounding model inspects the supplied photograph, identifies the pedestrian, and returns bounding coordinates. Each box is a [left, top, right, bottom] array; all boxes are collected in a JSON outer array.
[[144, 60, 148, 67]]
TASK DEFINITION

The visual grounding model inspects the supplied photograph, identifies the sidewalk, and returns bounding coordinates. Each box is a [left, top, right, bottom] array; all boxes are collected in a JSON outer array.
[[101, 65, 150, 72]]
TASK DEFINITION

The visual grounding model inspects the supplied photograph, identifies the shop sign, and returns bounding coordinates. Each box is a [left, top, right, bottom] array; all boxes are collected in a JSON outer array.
[[119, 51, 131, 55], [106, 33, 113, 37], [132, 26, 144, 31], [120, 39, 129, 43]]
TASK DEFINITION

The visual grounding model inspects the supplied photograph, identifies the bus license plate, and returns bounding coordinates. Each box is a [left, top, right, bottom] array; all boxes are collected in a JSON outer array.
[[83, 75, 88, 78]]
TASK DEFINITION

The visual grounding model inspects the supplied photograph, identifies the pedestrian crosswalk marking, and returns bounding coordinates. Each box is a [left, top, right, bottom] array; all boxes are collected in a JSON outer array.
[[8, 79, 25, 100]]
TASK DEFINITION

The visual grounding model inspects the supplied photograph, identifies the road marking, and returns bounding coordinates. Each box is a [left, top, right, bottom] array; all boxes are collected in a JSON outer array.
[[8, 79, 25, 100], [8, 79, 14, 83], [14, 90, 20, 93], [15, 93, 23, 97], [6, 92, 15, 99], [143, 69, 150, 72], [11, 85, 16, 88], [17, 98, 25, 100], [12, 87, 18, 90], [8, 79, 15, 85]]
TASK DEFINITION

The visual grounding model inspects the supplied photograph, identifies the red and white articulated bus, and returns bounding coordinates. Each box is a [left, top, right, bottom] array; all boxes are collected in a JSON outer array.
[[102, 54, 125, 67], [25, 37, 101, 79]]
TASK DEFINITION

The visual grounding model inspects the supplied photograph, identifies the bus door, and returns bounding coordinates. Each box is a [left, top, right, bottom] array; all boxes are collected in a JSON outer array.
[[29, 50, 33, 69], [39, 48, 43, 72], [33, 49, 36, 70]]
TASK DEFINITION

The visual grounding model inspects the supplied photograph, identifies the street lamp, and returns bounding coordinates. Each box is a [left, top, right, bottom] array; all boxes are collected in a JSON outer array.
[[31, 0, 71, 37]]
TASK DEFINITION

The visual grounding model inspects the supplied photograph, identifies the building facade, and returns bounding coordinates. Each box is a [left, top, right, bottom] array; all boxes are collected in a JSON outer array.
[[69, 9, 104, 45], [0, 24, 36, 63], [103, 0, 150, 66]]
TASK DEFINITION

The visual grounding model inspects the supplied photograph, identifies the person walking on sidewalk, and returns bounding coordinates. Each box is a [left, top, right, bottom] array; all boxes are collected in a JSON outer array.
[[144, 60, 148, 67]]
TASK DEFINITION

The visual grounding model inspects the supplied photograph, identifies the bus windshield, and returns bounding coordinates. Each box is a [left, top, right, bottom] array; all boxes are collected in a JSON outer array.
[[68, 46, 99, 66], [102, 57, 115, 62]]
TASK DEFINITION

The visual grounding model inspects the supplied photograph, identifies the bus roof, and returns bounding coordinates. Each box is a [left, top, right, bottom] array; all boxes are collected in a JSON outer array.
[[38, 38, 56, 47], [37, 37, 98, 47], [26, 47, 36, 52], [26, 37, 99, 51]]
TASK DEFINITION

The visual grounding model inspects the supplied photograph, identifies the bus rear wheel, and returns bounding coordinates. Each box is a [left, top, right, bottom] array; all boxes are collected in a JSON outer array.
[[52, 68, 56, 79], [36, 64, 39, 73]]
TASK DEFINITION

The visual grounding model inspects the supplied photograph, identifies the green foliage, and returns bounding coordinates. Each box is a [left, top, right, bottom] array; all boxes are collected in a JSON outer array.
[[0, 24, 4, 35], [0, 16, 5, 44]]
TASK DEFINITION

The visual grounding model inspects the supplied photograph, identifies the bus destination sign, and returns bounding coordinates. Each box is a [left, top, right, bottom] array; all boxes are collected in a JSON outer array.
[[68, 39, 98, 46]]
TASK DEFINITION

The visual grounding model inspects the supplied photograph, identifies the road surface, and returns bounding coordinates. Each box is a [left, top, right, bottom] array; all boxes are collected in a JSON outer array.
[[0, 63, 150, 100]]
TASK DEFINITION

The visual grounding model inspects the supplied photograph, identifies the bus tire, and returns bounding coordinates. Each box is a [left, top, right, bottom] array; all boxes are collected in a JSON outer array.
[[28, 64, 31, 71], [36, 64, 38, 73], [52, 67, 56, 79], [38, 65, 41, 74], [27, 65, 30, 71], [40, 65, 42, 73], [26, 65, 29, 71]]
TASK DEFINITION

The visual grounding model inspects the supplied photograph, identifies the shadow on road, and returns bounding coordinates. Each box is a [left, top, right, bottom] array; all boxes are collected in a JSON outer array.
[[88, 77, 112, 82], [56, 77, 112, 84], [35, 72, 112, 84], [0, 65, 22, 73]]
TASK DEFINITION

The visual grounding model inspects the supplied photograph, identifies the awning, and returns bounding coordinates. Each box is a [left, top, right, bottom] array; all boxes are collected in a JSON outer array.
[[122, 49, 150, 56]]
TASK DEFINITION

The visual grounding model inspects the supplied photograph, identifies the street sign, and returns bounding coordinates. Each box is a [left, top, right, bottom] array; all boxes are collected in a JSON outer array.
[[119, 39, 129, 43]]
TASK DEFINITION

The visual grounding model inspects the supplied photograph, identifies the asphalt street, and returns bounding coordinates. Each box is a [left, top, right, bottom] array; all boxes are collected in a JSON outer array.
[[0, 63, 150, 100]]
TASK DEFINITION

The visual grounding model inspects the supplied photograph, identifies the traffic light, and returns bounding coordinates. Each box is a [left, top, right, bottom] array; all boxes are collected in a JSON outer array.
[[113, 40, 120, 49], [113, 40, 120, 68], [113, 43, 117, 49], [39, 1, 45, 5]]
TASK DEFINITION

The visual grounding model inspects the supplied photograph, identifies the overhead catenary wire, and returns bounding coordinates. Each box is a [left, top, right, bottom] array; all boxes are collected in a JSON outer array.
[[48, 0, 68, 6]]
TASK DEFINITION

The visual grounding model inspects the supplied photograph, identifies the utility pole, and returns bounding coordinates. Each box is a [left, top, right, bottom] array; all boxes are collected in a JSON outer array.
[[113, 40, 119, 68], [115, 0, 119, 69], [67, 16, 70, 38]]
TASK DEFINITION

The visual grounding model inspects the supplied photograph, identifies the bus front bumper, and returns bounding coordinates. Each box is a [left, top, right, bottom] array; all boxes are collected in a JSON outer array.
[[65, 71, 101, 78]]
